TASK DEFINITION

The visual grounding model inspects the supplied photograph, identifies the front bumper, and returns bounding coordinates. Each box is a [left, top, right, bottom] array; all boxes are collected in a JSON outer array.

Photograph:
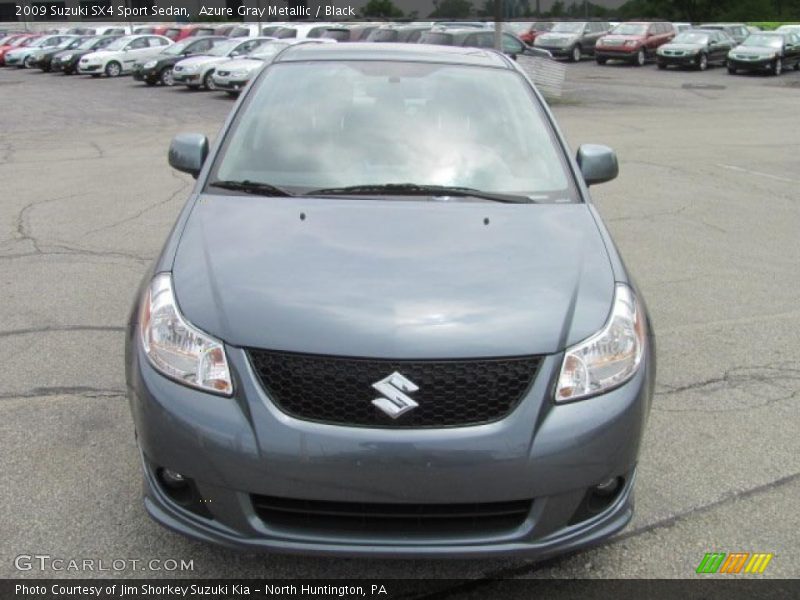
[[127, 333, 653, 558], [534, 45, 573, 58], [728, 57, 774, 71], [78, 63, 102, 73], [596, 48, 639, 60], [4, 54, 23, 66], [657, 53, 701, 66], [132, 65, 160, 83], [173, 71, 202, 84], [213, 77, 249, 92]]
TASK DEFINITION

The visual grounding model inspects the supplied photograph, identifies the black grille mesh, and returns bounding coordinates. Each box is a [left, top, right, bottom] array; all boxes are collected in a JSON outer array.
[[247, 350, 541, 428]]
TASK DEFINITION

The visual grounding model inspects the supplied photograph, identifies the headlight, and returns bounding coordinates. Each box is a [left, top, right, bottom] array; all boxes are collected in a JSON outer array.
[[228, 70, 245, 78], [61, 53, 72, 61], [624, 40, 638, 47], [143, 60, 157, 69], [555, 284, 646, 402], [140, 273, 232, 396]]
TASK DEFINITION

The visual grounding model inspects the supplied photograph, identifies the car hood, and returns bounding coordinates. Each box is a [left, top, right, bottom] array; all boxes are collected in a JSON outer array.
[[536, 33, 579, 44], [215, 57, 263, 72], [731, 45, 779, 56], [661, 42, 704, 51], [175, 54, 221, 68], [172, 196, 615, 358]]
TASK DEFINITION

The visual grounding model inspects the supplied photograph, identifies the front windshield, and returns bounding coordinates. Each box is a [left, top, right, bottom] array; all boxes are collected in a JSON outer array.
[[29, 37, 51, 47], [78, 37, 102, 49], [56, 37, 79, 49], [212, 61, 573, 199], [551, 23, 585, 33], [611, 24, 647, 35], [673, 32, 710, 44], [208, 40, 239, 56], [163, 39, 193, 55], [247, 43, 288, 59], [104, 37, 130, 51], [742, 35, 783, 48]]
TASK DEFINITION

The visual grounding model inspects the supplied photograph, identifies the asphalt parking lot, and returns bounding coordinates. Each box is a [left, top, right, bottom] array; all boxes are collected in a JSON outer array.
[[1, 58, 799, 583]]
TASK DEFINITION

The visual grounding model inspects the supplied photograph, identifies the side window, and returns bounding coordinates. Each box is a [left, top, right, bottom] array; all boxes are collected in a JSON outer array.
[[408, 30, 422, 43], [502, 33, 524, 54], [156, 37, 169, 47], [128, 38, 148, 50]]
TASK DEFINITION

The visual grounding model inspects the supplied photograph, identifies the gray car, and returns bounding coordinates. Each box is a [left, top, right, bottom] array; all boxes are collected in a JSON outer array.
[[534, 21, 612, 61], [126, 42, 655, 558]]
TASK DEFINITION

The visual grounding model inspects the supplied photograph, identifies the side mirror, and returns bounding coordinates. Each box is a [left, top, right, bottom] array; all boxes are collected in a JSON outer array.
[[577, 144, 618, 186], [168, 133, 208, 179]]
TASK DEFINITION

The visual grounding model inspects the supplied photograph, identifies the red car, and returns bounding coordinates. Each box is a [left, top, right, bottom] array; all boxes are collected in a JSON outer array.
[[505, 22, 555, 45], [163, 24, 218, 41], [0, 34, 40, 66], [595, 22, 675, 66]]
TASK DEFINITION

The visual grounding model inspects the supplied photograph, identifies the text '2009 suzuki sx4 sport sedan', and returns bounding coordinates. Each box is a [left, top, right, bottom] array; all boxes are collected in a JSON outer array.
[[126, 43, 655, 558]]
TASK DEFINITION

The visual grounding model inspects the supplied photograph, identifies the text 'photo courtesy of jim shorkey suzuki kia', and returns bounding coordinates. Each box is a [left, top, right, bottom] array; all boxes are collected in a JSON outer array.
[[125, 42, 655, 558]]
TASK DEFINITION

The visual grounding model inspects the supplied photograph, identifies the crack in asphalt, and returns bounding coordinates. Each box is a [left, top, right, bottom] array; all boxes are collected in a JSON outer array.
[[0, 386, 126, 400], [0, 325, 125, 339], [403, 470, 800, 598]]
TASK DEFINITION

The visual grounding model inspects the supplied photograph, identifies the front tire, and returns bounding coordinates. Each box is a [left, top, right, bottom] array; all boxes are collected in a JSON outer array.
[[159, 67, 174, 86], [23, 56, 34, 69], [570, 45, 582, 63], [203, 71, 216, 91], [634, 48, 646, 66], [772, 58, 783, 75], [105, 61, 121, 77], [596, 56, 607, 65], [727, 65, 736, 74], [697, 53, 708, 71]]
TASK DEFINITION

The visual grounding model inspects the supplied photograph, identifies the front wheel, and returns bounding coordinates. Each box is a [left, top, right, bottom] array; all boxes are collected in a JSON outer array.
[[23, 56, 34, 69], [697, 53, 708, 71], [727, 65, 736, 74], [773, 57, 783, 75], [203, 71, 216, 91], [595, 56, 607, 65], [159, 67, 174, 86], [105, 61, 121, 77], [570, 45, 582, 63], [634, 48, 646, 66]]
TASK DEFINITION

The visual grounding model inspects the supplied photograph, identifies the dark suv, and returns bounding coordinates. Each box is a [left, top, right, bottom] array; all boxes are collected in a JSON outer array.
[[419, 29, 550, 58], [534, 21, 612, 61], [595, 22, 675, 65]]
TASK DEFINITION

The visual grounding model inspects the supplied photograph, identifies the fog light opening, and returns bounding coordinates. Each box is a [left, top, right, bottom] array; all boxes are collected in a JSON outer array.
[[159, 468, 187, 489], [594, 476, 622, 497], [568, 476, 626, 526], [154, 467, 212, 519]]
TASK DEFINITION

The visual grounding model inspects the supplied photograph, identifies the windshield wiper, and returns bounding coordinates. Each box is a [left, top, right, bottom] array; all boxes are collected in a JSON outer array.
[[208, 179, 293, 197], [304, 183, 535, 204]]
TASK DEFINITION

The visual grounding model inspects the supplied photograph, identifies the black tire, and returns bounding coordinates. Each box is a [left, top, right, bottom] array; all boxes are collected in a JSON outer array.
[[91, 74, 101, 78], [633, 48, 646, 66], [657, 62, 667, 70], [772, 57, 783, 76], [104, 61, 121, 77], [159, 67, 174, 86], [226, 91, 239, 98], [570, 45, 582, 63], [697, 53, 708, 71], [595, 57, 607, 65], [794, 61, 800, 71], [203, 71, 217, 91], [145, 80, 156, 86], [727, 65, 736, 75], [23, 56, 34, 69]]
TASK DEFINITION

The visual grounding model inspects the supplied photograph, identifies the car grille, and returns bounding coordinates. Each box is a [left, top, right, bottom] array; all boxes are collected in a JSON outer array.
[[247, 350, 541, 428], [251, 495, 533, 536], [663, 49, 684, 56], [603, 39, 625, 46]]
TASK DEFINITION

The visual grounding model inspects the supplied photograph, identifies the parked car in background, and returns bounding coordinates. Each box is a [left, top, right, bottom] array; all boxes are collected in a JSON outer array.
[[132, 42, 654, 559], [52, 35, 120, 74], [133, 36, 227, 86], [0, 34, 34, 65], [775, 24, 800, 35], [133, 26, 171, 36], [228, 24, 260, 37], [271, 23, 337, 39], [211, 38, 334, 95], [78, 34, 172, 77], [419, 28, 549, 58], [699, 23, 750, 44], [727, 31, 800, 75], [323, 23, 382, 42], [595, 22, 675, 66], [173, 37, 272, 90], [432, 21, 490, 30], [31, 35, 89, 72], [504, 21, 554, 44], [656, 29, 734, 70], [4, 35, 69, 68], [213, 24, 238, 37], [364, 24, 430, 43], [534, 21, 612, 62], [672, 22, 693, 33], [163, 24, 218, 42]]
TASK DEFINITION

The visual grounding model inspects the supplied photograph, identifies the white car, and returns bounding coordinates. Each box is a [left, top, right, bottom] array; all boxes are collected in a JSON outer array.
[[211, 38, 334, 95], [78, 34, 172, 77], [173, 37, 273, 90], [271, 23, 339, 39]]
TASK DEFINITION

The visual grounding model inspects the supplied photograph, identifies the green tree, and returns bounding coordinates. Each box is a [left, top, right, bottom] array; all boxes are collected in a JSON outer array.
[[429, 0, 475, 18], [360, 0, 404, 18]]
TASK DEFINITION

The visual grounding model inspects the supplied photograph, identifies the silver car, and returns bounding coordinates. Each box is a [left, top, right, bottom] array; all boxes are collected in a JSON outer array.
[[173, 37, 273, 91]]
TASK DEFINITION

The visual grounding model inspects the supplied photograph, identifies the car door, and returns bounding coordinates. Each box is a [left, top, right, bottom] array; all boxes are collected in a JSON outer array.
[[142, 36, 169, 60], [710, 32, 730, 62], [783, 34, 799, 65], [120, 36, 149, 68]]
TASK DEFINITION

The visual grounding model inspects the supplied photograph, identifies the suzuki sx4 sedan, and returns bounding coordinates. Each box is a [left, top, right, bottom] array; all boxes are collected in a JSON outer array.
[[126, 43, 655, 558]]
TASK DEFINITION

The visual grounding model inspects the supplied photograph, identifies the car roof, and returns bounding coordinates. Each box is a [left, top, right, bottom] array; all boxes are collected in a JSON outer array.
[[274, 42, 512, 68]]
